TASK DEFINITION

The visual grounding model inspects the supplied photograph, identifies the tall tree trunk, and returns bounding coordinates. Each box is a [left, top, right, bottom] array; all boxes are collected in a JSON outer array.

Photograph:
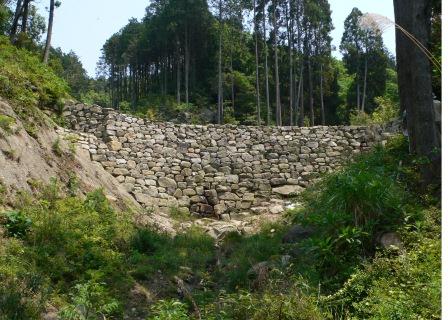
[[254, 0, 261, 125], [288, 0, 294, 126], [295, 64, 303, 126], [307, 56, 314, 126], [185, 26, 190, 106], [21, 0, 30, 34], [43, 0, 55, 64], [177, 40, 181, 104], [357, 84, 360, 110], [9, 0, 23, 42], [262, 1, 270, 125], [230, 49, 235, 117], [394, 0, 440, 185], [320, 63, 325, 125], [273, 0, 282, 126], [217, 0, 223, 124], [361, 57, 368, 112], [300, 70, 304, 126]]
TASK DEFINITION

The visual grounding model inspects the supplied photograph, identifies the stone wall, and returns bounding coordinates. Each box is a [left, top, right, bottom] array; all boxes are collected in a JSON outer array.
[[64, 104, 395, 218]]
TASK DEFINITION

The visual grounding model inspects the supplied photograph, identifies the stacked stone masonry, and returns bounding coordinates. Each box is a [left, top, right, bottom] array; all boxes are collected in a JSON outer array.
[[64, 104, 396, 218]]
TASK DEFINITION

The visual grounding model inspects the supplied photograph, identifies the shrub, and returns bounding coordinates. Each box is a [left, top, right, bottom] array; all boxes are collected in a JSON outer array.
[[0, 114, 15, 133], [290, 137, 413, 288], [1, 211, 32, 238], [59, 280, 120, 320], [371, 96, 399, 124], [349, 110, 373, 125], [324, 210, 441, 319], [52, 138, 63, 156], [0, 35, 69, 111], [0, 277, 44, 320], [147, 299, 191, 320]]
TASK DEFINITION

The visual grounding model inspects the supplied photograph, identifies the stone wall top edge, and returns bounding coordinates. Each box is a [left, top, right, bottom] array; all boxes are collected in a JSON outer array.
[[67, 103, 387, 131]]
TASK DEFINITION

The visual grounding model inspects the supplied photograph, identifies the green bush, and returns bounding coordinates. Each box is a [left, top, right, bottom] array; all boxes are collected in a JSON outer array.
[[59, 280, 120, 320], [290, 136, 414, 288], [147, 299, 191, 320], [0, 114, 15, 133], [371, 96, 399, 124], [0, 36, 69, 111], [324, 208, 441, 319], [1, 211, 32, 238], [0, 184, 133, 317], [0, 277, 44, 320], [202, 280, 324, 320]]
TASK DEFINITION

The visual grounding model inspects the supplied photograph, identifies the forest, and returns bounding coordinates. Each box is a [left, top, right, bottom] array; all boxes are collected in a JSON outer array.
[[0, 0, 443, 319], [97, 0, 397, 126]]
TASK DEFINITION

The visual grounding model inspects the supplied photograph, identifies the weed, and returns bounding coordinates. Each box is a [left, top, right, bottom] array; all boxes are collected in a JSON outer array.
[[0, 114, 15, 133], [1, 210, 32, 238], [52, 137, 63, 156]]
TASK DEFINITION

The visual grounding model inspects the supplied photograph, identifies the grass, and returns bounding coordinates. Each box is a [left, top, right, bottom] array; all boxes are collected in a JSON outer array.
[[0, 114, 15, 133], [0, 36, 69, 111], [0, 35, 69, 136]]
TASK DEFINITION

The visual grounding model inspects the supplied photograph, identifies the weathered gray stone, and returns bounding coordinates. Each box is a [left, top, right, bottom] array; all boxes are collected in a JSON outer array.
[[158, 177, 177, 189], [272, 185, 304, 197], [220, 192, 241, 201]]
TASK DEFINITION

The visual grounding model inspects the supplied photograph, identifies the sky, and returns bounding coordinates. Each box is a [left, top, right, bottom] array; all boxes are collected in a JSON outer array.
[[36, 0, 396, 77]]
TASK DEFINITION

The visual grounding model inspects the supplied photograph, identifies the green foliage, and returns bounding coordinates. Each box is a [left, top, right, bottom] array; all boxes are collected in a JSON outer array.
[[0, 114, 15, 133], [79, 89, 111, 108], [349, 110, 372, 125], [290, 136, 413, 288], [371, 96, 399, 124], [49, 48, 90, 100], [147, 299, 191, 320], [0, 276, 44, 320], [130, 227, 215, 281], [208, 281, 324, 320], [0, 2, 11, 34], [1, 210, 32, 238], [0, 184, 134, 318], [340, 7, 389, 114], [52, 137, 63, 156], [217, 225, 285, 290], [59, 280, 120, 320], [324, 208, 441, 319], [0, 36, 69, 111]]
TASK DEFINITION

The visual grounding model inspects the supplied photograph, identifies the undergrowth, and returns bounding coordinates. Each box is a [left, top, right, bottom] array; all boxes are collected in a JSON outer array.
[[0, 35, 69, 133], [0, 135, 441, 319]]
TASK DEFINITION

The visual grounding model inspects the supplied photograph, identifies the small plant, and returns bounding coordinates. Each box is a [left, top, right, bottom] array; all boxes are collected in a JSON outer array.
[[0, 179, 5, 205], [169, 207, 193, 222], [147, 299, 190, 320], [371, 96, 399, 124], [0, 114, 15, 133], [2, 210, 32, 238], [350, 110, 372, 125], [52, 137, 63, 156], [59, 281, 120, 320], [67, 173, 80, 196]]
